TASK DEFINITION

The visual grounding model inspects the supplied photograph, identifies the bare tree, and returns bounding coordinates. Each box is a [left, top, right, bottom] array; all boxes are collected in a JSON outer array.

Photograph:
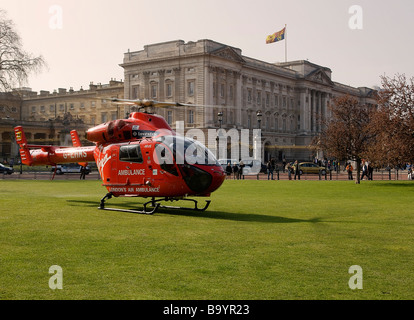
[[0, 10, 46, 91], [367, 74, 414, 167], [312, 95, 373, 184]]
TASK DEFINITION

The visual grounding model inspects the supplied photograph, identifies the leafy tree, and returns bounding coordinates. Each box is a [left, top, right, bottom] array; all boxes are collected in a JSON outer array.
[[312, 95, 374, 184], [0, 10, 46, 91]]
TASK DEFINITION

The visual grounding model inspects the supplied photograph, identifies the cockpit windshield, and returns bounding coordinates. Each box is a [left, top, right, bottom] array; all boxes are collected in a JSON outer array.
[[155, 135, 218, 166]]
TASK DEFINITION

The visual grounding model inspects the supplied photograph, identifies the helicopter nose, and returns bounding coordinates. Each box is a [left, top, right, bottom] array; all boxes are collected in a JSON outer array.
[[179, 164, 225, 195], [205, 166, 226, 194]]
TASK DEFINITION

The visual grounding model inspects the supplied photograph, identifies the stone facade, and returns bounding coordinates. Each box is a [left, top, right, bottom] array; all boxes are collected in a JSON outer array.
[[0, 80, 124, 161], [19, 79, 124, 125], [0, 39, 377, 163], [121, 39, 377, 162]]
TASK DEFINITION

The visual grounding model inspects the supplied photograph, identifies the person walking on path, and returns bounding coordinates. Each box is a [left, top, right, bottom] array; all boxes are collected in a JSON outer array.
[[346, 162, 353, 180], [267, 160, 274, 180]]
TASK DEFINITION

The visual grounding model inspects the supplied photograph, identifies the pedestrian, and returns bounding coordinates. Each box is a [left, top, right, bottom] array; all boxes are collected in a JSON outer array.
[[346, 162, 353, 180], [238, 160, 245, 180], [361, 160, 368, 180], [368, 164, 374, 180], [294, 160, 300, 180], [80, 166, 86, 180], [232, 162, 239, 180], [287, 163, 292, 180], [266, 160, 274, 180], [225, 162, 232, 179], [282, 157, 286, 173]]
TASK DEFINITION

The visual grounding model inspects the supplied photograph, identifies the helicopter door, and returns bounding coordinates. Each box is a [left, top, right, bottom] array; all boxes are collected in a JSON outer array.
[[118, 143, 145, 186], [110, 147, 118, 184], [99, 145, 118, 185], [154, 142, 179, 177], [142, 142, 154, 183]]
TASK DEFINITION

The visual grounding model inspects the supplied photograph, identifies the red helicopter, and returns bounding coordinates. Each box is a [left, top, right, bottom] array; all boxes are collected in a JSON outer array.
[[14, 99, 226, 214]]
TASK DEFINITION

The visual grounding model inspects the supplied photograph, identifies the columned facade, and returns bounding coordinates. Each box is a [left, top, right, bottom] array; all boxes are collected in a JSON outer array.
[[120, 39, 377, 162]]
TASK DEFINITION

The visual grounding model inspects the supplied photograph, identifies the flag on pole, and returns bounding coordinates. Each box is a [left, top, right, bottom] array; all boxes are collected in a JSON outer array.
[[266, 27, 286, 44]]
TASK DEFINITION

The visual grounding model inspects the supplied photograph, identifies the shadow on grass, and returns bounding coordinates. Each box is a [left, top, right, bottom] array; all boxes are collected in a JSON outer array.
[[67, 199, 321, 224], [373, 181, 414, 188]]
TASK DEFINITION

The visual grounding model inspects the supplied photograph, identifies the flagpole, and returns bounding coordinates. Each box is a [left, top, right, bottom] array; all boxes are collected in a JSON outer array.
[[285, 24, 287, 62]]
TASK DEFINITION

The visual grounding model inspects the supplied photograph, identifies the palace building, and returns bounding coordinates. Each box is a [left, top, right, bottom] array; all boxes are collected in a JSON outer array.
[[121, 39, 377, 161], [1, 39, 376, 163]]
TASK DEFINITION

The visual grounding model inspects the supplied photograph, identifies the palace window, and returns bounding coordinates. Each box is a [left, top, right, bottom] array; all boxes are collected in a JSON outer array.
[[167, 111, 173, 125], [188, 81, 195, 96], [188, 110, 194, 124], [132, 85, 139, 99], [151, 84, 157, 98], [166, 83, 172, 97], [220, 84, 225, 98]]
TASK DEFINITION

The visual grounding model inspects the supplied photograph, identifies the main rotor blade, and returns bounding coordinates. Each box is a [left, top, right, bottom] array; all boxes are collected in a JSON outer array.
[[109, 98, 191, 108], [107, 98, 244, 112]]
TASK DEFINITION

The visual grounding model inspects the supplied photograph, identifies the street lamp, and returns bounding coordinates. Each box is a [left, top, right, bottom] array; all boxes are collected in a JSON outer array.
[[254, 110, 263, 162], [216, 111, 223, 143], [256, 110, 262, 129], [217, 111, 223, 128]]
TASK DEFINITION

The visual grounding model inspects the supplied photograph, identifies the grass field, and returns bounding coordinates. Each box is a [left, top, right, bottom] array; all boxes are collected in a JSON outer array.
[[0, 179, 413, 300]]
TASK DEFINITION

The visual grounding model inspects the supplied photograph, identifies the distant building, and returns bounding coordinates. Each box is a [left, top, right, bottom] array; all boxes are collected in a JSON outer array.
[[19, 79, 124, 125], [121, 39, 377, 161], [0, 80, 124, 162]]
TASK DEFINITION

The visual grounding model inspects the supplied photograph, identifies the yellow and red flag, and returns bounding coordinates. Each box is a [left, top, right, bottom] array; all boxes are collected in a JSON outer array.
[[266, 27, 286, 44]]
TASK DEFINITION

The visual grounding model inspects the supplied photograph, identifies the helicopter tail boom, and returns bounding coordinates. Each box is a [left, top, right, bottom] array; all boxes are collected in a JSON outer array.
[[70, 130, 88, 167], [14, 126, 95, 166], [14, 126, 33, 166]]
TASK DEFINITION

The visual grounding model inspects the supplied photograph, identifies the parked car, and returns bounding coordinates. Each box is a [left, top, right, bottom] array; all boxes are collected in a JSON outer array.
[[51, 164, 91, 175], [293, 162, 327, 175], [0, 163, 14, 174]]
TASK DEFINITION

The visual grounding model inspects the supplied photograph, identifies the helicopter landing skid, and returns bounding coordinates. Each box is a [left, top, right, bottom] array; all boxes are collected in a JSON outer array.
[[98, 193, 159, 215], [98, 193, 211, 215], [146, 197, 211, 212]]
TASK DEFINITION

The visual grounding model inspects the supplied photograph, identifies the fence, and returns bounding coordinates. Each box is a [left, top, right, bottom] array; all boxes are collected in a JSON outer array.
[[2, 169, 412, 181], [232, 169, 412, 181]]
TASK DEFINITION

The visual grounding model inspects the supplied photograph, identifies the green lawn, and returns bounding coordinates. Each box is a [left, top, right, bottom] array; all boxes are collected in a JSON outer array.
[[0, 179, 413, 300]]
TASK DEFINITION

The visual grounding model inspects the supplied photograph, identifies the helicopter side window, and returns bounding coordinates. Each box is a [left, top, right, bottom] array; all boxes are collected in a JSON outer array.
[[119, 144, 143, 163], [155, 143, 179, 176]]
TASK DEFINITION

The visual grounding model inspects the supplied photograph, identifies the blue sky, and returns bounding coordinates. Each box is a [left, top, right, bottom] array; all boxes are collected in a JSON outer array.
[[1, 0, 413, 92]]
